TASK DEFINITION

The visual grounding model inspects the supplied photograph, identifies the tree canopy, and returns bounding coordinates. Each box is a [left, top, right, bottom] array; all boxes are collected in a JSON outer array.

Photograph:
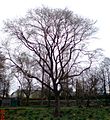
[[3, 7, 99, 117]]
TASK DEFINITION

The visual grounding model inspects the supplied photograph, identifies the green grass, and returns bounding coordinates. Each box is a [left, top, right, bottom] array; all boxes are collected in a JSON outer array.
[[2, 106, 110, 120]]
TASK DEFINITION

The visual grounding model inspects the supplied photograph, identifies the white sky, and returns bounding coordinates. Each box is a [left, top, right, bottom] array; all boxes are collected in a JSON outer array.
[[0, 0, 110, 57]]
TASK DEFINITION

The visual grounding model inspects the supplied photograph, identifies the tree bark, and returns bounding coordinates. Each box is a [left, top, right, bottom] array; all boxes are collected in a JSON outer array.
[[54, 94, 60, 117], [26, 95, 29, 106]]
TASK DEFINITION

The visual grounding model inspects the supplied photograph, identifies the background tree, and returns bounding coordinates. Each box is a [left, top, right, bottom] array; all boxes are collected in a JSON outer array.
[[83, 69, 100, 106], [0, 51, 11, 99], [99, 57, 110, 95], [12, 52, 40, 105], [3, 7, 98, 117]]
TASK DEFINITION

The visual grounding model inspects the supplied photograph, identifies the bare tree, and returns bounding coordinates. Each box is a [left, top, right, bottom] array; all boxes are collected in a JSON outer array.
[[3, 7, 98, 117], [0, 51, 11, 99], [83, 69, 100, 106], [74, 67, 101, 107], [99, 57, 110, 95], [12, 52, 40, 105]]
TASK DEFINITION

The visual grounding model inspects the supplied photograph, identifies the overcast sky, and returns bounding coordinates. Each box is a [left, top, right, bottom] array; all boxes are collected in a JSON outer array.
[[0, 0, 110, 57]]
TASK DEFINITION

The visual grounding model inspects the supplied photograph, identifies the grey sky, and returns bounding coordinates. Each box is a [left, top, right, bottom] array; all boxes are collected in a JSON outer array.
[[0, 0, 110, 56]]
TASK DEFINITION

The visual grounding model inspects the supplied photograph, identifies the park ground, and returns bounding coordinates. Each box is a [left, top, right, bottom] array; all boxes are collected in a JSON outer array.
[[1, 106, 110, 120]]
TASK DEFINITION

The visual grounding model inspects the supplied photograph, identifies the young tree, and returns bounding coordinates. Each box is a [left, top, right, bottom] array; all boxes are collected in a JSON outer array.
[[3, 7, 98, 117]]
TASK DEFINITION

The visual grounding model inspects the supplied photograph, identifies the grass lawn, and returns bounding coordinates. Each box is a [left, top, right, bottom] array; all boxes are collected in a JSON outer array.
[[1, 106, 110, 120]]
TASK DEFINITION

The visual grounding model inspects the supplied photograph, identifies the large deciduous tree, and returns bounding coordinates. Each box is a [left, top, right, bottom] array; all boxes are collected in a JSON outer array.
[[3, 7, 98, 116]]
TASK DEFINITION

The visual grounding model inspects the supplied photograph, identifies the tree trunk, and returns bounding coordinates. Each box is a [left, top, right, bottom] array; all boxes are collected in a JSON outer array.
[[41, 61, 45, 105], [41, 85, 44, 105], [54, 94, 60, 117], [26, 95, 29, 106], [48, 88, 51, 107], [66, 91, 69, 107], [103, 79, 107, 95], [2, 89, 5, 99], [86, 98, 90, 107]]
